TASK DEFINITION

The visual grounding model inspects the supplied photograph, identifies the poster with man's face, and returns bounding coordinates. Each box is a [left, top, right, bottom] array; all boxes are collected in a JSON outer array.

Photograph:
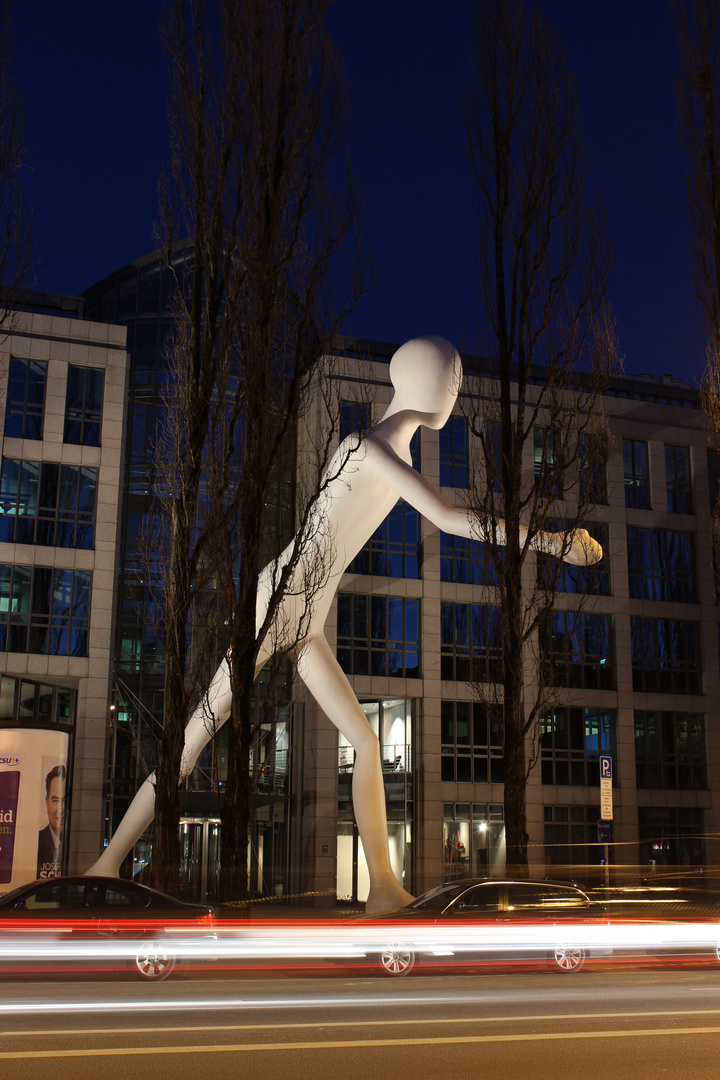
[[36, 758, 67, 879], [0, 729, 69, 895]]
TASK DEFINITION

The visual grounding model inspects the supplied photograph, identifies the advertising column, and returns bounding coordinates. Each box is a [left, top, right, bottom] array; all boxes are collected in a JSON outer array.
[[0, 728, 70, 895]]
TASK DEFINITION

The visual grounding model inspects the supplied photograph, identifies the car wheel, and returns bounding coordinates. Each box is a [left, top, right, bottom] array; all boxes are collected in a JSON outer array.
[[379, 944, 415, 976], [135, 940, 176, 981], [551, 944, 585, 973]]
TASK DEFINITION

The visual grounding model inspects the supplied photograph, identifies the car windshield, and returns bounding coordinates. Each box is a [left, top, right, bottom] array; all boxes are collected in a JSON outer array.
[[410, 884, 468, 910], [0, 883, 32, 907]]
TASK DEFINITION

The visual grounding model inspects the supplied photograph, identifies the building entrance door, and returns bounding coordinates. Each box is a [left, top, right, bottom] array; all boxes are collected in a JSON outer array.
[[179, 818, 221, 904]]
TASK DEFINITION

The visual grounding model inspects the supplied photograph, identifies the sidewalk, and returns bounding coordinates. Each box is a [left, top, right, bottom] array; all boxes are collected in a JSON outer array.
[[215, 893, 364, 920]]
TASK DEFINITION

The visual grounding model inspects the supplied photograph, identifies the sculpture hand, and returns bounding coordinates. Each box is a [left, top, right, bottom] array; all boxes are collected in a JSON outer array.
[[562, 529, 602, 565]]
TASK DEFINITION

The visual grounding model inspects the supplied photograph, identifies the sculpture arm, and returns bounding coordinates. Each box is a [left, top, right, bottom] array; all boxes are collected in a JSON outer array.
[[363, 437, 602, 565], [362, 437, 477, 538]]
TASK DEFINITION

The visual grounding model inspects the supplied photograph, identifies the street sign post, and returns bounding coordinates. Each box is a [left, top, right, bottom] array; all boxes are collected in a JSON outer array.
[[599, 754, 613, 820], [598, 755, 613, 890], [597, 820, 611, 844]]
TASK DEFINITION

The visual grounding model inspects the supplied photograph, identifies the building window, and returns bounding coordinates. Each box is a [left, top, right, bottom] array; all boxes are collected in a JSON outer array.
[[339, 400, 371, 443], [3, 358, 47, 441], [0, 674, 76, 726], [537, 522, 610, 595], [483, 420, 503, 494], [627, 527, 697, 603], [541, 708, 614, 786], [665, 445, 693, 514], [634, 711, 706, 790], [441, 700, 504, 784], [544, 805, 604, 868], [439, 416, 467, 487], [0, 565, 91, 657], [623, 438, 650, 509], [348, 502, 419, 578], [638, 807, 704, 868], [539, 612, 613, 689], [444, 801, 504, 880], [338, 697, 413, 775], [630, 617, 701, 694], [337, 593, 419, 677], [63, 366, 104, 447], [0, 460, 98, 549], [440, 602, 503, 682], [708, 448, 720, 513], [534, 426, 562, 498], [579, 434, 607, 505], [440, 532, 502, 586]]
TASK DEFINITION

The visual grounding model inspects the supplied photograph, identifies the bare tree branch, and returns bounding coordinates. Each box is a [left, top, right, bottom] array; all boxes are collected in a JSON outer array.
[[0, 0, 39, 333], [146, 0, 371, 897], [463, 0, 621, 872]]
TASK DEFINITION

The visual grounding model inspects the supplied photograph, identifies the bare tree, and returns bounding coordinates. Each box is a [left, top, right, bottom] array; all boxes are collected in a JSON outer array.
[[672, 1, 720, 528], [673, 0, 720, 349], [463, 0, 620, 872], [146, 0, 368, 896], [0, 0, 39, 330]]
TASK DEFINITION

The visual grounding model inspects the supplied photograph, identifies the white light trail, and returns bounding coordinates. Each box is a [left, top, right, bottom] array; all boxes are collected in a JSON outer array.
[[0, 917, 718, 970]]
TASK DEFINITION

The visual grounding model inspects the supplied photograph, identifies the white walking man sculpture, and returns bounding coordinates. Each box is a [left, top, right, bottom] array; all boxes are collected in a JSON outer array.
[[88, 335, 601, 913]]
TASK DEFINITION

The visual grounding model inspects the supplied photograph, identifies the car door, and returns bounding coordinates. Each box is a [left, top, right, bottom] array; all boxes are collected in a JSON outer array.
[[97, 882, 153, 937], [440, 883, 505, 964], [505, 882, 597, 962], [3, 880, 101, 969]]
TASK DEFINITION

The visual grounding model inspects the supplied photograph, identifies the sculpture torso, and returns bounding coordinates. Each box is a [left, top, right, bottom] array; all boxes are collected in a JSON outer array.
[[256, 418, 416, 643]]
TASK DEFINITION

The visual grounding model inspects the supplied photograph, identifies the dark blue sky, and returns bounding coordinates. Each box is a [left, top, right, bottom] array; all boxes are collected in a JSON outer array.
[[12, 1, 707, 383]]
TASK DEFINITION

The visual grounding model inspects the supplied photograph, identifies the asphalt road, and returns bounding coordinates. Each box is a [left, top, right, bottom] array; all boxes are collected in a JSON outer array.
[[1, 967, 720, 1080]]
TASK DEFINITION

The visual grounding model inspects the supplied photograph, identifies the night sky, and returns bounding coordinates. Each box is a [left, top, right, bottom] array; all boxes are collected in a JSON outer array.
[[11, 0, 708, 383]]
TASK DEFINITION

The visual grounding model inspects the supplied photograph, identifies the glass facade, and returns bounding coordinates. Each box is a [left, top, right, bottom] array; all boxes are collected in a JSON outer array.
[[3, 359, 47, 441], [0, 460, 97, 549], [439, 416, 467, 487], [0, 673, 76, 727], [0, 565, 90, 656], [544, 805, 604, 867], [540, 708, 614, 786], [534, 426, 562, 498], [440, 602, 503, 682], [623, 438, 650, 509], [440, 532, 501, 586], [539, 612, 614, 689], [579, 433, 607, 504], [634, 711, 706, 790], [63, 366, 104, 446], [638, 807, 704, 868], [337, 593, 419, 677], [665, 444, 693, 514], [339, 400, 371, 442], [440, 700, 504, 784], [630, 617, 701, 694], [627, 527, 697, 603], [443, 802, 505, 880], [348, 502, 419, 578]]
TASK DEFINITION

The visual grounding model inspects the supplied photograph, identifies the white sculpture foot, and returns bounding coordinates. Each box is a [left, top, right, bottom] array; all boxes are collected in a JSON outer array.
[[365, 882, 415, 914]]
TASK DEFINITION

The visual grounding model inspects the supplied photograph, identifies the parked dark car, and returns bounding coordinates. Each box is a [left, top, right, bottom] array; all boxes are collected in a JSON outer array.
[[360, 878, 608, 975], [0, 876, 215, 980]]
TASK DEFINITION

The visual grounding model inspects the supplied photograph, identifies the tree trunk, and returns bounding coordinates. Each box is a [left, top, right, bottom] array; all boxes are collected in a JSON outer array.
[[219, 655, 255, 901]]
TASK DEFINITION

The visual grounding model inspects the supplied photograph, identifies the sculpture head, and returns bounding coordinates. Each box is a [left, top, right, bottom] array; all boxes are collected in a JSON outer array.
[[389, 336, 462, 428]]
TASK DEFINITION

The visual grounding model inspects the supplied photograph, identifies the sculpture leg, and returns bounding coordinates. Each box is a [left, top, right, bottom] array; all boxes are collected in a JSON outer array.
[[85, 658, 235, 877], [297, 634, 415, 914]]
